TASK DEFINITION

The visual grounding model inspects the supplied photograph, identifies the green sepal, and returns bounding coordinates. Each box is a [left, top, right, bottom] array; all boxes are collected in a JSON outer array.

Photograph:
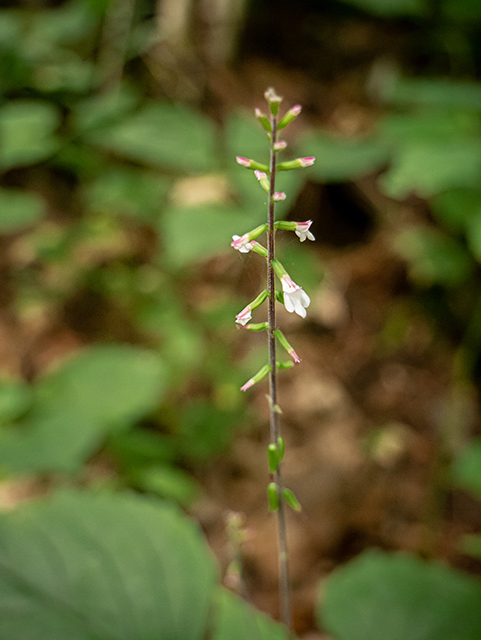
[[274, 221, 297, 231], [277, 106, 301, 130], [265, 88, 282, 116], [276, 361, 294, 370], [252, 243, 268, 258], [255, 109, 272, 132], [277, 436, 285, 461], [267, 482, 279, 511], [282, 487, 301, 511], [258, 175, 270, 193], [275, 290, 284, 304], [267, 443, 281, 473], [245, 322, 269, 332]]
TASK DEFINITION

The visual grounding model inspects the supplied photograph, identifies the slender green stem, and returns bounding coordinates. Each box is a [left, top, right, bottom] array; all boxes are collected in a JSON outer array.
[[267, 115, 292, 631]]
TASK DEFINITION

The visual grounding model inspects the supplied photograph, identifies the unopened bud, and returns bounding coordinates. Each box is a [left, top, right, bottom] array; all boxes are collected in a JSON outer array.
[[236, 156, 269, 172], [255, 108, 271, 132], [274, 141, 287, 151], [277, 105, 302, 130], [276, 157, 315, 171], [264, 87, 283, 115]]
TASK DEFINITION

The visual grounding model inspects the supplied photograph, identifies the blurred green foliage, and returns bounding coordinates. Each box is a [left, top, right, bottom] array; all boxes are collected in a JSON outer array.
[[1, 0, 481, 637]]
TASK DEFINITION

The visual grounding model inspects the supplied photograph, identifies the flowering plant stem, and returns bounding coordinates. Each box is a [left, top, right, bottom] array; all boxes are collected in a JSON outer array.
[[232, 88, 314, 632], [267, 114, 291, 629], [266, 113, 292, 630]]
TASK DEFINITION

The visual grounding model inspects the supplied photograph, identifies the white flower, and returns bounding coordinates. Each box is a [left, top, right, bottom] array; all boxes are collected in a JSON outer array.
[[295, 221, 315, 242], [235, 305, 252, 326], [231, 234, 253, 253], [281, 275, 310, 318]]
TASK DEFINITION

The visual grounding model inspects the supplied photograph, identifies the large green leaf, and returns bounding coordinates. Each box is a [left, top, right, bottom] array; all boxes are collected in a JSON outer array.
[[0, 345, 166, 475], [0, 489, 217, 640], [320, 550, 481, 640], [451, 437, 481, 498], [380, 141, 481, 198], [382, 78, 481, 110], [431, 187, 481, 233], [0, 101, 60, 169], [86, 102, 216, 173], [212, 589, 289, 640], [393, 226, 473, 287], [0, 189, 46, 232], [339, 0, 426, 16], [299, 133, 388, 181]]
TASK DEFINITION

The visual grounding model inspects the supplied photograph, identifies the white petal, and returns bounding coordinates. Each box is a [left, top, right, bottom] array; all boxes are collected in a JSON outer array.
[[300, 291, 310, 307], [283, 293, 295, 314]]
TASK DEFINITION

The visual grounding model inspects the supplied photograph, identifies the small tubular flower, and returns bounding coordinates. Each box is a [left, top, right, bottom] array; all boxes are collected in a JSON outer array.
[[235, 305, 252, 326], [273, 192, 286, 201], [240, 364, 272, 392], [294, 220, 315, 242], [281, 274, 310, 318], [231, 234, 253, 253]]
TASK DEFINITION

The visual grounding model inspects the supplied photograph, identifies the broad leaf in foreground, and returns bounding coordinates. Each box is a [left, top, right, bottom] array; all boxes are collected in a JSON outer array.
[[0, 490, 217, 640], [320, 550, 481, 640]]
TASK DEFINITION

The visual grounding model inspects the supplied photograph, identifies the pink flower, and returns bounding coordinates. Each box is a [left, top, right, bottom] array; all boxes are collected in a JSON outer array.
[[254, 170, 267, 181], [235, 305, 252, 326], [231, 234, 253, 253], [290, 105, 302, 116], [281, 275, 310, 318], [273, 192, 286, 201], [274, 141, 287, 151], [240, 378, 255, 392], [288, 348, 302, 364], [236, 156, 250, 167], [295, 220, 315, 242], [299, 157, 315, 167]]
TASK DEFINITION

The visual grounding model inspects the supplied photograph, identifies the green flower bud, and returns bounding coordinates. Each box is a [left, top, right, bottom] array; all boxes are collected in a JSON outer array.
[[268, 482, 279, 511], [267, 443, 281, 473], [255, 108, 272, 132], [282, 488, 301, 511], [277, 105, 302, 130]]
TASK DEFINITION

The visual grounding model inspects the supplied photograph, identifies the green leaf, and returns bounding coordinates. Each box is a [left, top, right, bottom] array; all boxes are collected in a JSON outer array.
[[320, 550, 481, 640], [0, 489, 217, 640], [379, 111, 478, 143], [381, 141, 481, 198], [131, 465, 199, 506], [86, 102, 216, 173], [0, 380, 32, 424], [0, 101, 60, 169], [381, 77, 481, 110], [160, 202, 260, 268], [299, 133, 389, 181], [431, 187, 481, 232], [0, 189, 46, 232], [0, 345, 166, 475], [338, 0, 426, 17], [85, 167, 171, 223], [451, 438, 481, 498], [462, 534, 481, 559], [36, 345, 165, 426], [212, 588, 289, 640], [393, 226, 473, 287]]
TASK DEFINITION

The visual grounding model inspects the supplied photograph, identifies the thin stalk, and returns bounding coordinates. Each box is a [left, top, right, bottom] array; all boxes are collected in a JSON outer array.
[[267, 115, 292, 631]]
